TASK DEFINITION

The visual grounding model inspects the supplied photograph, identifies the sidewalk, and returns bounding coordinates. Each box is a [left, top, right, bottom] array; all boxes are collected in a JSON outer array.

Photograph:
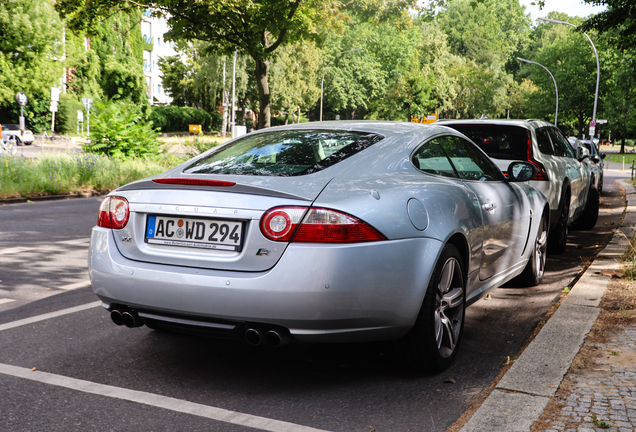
[[459, 179, 636, 432]]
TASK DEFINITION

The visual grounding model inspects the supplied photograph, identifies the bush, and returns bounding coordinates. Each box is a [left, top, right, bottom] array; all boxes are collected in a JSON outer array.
[[83, 99, 162, 159], [149, 105, 222, 133], [56, 94, 86, 135]]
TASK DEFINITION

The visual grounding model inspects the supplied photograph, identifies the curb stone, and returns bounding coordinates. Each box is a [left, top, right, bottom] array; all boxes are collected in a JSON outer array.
[[460, 179, 636, 432]]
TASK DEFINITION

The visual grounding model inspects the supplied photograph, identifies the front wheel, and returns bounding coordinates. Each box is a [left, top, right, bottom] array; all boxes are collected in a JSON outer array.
[[514, 213, 548, 287], [385, 244, 466, 373]]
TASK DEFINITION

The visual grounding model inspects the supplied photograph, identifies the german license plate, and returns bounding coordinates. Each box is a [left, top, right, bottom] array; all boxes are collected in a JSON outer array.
[[145, 215, 243, 251]]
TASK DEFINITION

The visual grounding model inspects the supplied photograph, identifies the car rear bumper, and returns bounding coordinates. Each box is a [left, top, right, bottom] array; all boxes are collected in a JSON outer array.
[[88, 227, 444, 343]]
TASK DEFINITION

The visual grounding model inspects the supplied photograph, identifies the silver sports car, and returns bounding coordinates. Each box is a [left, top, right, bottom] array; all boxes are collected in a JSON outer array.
[[89, 121, 548, 372]]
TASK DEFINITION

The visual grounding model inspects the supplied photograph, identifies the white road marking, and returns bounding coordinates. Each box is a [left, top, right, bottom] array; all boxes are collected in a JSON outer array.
[[0, 301, 101, 332], [59, 280, 91, 290], [0, 238, 91, 255], [0, 363, 330, 432], [56, 238, 91, 245], [0, 298, 16, 305], [0, 247, 32, 255]]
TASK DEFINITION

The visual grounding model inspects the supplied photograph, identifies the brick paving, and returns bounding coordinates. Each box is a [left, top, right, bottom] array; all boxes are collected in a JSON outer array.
[[542, 326, 636, 431]]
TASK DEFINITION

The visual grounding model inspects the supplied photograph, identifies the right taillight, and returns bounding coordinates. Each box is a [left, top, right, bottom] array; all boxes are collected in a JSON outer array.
[[527, 130, 549, 181], [260, 207, 386, 243], [97, 196, 130, 229]]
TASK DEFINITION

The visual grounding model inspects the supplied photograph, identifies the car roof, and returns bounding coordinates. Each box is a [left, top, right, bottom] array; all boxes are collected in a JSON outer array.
[[259, 120, 449, 135], [437, 118, 553, 128]]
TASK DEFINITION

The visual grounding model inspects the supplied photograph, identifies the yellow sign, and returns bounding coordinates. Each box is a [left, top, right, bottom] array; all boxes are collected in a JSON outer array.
[[189, 124, 202, 134], [410, 112, 438, 124]]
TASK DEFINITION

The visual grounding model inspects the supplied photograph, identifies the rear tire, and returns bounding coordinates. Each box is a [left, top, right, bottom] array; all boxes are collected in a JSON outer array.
[[385, 244, 465, 373], [514, 213, 548, 287], [572, 187, 599, 230], [548, 193, 569, 254]]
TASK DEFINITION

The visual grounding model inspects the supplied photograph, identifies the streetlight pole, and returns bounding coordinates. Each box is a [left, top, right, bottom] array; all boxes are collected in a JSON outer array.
[[320, 48, 362, 122], [538, 17, 600, 136], [517, 57, 559, 125]]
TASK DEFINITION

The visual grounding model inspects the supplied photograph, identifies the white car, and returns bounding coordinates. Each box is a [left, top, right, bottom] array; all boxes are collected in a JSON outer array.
[[1, 124, 34, 145], [441, 119, 596, 253]]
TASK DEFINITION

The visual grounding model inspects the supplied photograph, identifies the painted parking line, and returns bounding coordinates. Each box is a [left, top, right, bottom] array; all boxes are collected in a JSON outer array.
[[0, 363, 329, 432], [56, 238, 91, 245], [0, 246, 32, 255], [0, 301, 101, 332], [0, 238, 91, 255], [0, 298, 16, 305], [59, 280, 91, 290]]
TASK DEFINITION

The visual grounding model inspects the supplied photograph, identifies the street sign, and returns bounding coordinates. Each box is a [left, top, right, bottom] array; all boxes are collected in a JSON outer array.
[[597, 119, 608, 124], [589, 126, 596, 137], [82, 98, 93, 110], [77, 110, 84, 122], [16, 92, 28, 106], [590, 120, 596, 127], [51, 87, 60, 102]]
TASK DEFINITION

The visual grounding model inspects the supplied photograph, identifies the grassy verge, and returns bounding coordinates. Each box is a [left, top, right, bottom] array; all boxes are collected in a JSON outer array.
[[0, 152, 184, 199]]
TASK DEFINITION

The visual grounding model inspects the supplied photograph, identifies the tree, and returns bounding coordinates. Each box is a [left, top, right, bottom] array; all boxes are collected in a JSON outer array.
[[0, 0, 64, 127], [55, 0, 417, 129], [436, 0, 531, 71], [269, 42, 321, 123], [581, 0, 636, 51], [521, 15, 606, 136]]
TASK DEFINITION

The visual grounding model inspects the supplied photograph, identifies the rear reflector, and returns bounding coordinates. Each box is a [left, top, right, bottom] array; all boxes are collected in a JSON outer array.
[[153, 178, 236, 187]]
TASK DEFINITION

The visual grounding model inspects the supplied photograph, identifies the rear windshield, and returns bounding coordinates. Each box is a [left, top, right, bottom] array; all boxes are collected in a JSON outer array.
[[184, 130, 383, 176], [445, 125, 528, 160]]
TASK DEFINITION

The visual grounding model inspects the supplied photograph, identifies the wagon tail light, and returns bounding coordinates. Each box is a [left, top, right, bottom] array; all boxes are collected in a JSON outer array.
[[526, 130, 549, 181], [260, 207, 387, 243], [98, 196, 130, 229]]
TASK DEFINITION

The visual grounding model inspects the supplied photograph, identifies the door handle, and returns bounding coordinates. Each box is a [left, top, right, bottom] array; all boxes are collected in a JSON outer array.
[[483, 202, 496, 211]]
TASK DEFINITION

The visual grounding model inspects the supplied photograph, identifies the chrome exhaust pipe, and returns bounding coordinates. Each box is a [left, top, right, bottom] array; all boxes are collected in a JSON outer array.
[[122, 311, 143, 328], [111, 310, 124, 326], [265, 330, 290, 347], [245, 328, 264, 346]]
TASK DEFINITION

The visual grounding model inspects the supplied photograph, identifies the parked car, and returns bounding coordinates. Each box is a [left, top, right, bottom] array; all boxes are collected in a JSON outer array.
[[439, 119, 596, 253], [1, 123, 34, 145], [573, 139, 605, 193], [89, 121, 548, 372]]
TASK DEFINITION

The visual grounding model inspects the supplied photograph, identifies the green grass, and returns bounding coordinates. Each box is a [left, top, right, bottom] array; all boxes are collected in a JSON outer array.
[[0, 151, 184, 199]]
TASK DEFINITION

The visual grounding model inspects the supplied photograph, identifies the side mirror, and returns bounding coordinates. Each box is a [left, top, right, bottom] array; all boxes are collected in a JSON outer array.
[[600, 153, 606, 160], [577, 146, 590, 161], [507, 161, 537, 182], [591, 155, 601, 164]]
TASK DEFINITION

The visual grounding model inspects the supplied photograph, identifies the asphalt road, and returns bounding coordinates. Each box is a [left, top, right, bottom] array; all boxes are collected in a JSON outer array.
[[0, 171, 629, 432]]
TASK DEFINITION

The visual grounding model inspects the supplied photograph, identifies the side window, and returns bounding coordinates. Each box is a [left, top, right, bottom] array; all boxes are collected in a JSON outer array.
[[441, 136, 503, 181], [536, 128, 555, 155], [412, 139, 458, 178], [548, 128, 576, 158]]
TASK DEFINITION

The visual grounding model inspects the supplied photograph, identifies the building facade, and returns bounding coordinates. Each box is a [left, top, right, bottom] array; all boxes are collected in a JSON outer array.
[[141, 10, 177, 105]]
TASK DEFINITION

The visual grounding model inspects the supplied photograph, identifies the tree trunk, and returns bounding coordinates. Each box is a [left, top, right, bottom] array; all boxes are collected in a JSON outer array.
[[255, 59, 271, 129], [284, 113, 289, 125], [621, 137, 626, 154], [297, 107, 301, 123]]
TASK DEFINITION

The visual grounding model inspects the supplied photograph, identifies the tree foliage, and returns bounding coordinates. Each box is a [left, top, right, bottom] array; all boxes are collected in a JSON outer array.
[[84, 100, 161, 159]]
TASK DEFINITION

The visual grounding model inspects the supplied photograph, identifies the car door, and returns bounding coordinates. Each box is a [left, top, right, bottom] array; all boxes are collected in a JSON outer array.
[[439, 135, 532, 281], [547, 128, 586, 217]]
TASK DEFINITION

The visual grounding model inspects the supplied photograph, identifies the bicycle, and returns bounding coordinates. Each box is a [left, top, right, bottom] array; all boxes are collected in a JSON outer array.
[[0, 135, 18, 156]]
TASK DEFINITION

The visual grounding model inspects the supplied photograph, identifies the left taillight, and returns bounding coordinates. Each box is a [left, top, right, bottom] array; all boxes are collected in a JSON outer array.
[[97, 196, 130, 229], [260, 206, 386, 243]]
